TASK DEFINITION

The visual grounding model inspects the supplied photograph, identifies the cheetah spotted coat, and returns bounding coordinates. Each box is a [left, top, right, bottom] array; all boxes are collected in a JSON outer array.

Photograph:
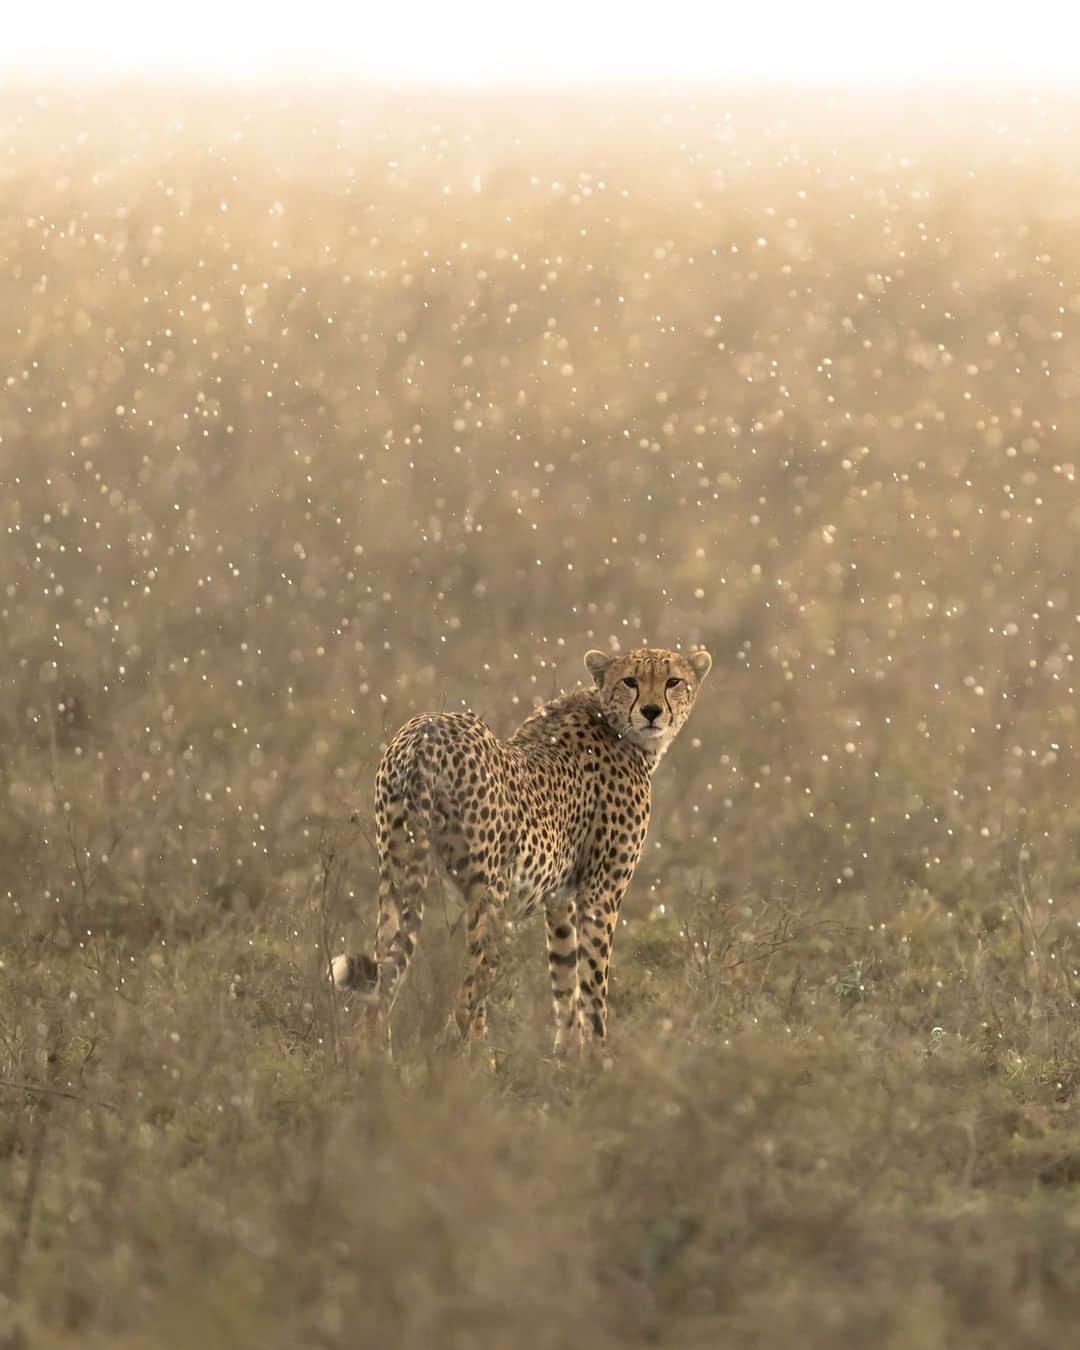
[[331, 646, 711, 1052]]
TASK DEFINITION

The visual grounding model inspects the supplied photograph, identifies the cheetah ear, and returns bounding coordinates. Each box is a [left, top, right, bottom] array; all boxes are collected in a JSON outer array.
[[688, 649, 713, 682], [584, 650, 614, 685]]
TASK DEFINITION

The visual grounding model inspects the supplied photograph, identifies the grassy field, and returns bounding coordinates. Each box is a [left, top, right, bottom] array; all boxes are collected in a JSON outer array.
[[1, 86, 1079, 1347]]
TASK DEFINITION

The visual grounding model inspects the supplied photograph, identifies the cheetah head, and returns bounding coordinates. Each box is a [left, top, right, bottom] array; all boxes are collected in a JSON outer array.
[[584, 646, 712, 757]]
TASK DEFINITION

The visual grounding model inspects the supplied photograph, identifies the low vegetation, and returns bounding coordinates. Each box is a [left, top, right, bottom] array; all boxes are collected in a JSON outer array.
[[0, 88, 1077, 1347]]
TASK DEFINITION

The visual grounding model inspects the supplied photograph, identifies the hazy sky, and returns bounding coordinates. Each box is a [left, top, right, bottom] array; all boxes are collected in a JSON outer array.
[[3, 0, 1078, 84]]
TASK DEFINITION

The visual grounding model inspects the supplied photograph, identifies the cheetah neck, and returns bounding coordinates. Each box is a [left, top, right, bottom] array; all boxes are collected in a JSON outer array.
[[510, 689, 665, 774]]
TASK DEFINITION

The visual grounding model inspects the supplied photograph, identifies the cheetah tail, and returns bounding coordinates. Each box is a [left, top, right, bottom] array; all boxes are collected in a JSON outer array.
[[374, 752, 436, 995], [329, 952, 379, 996], [330, 752, 436, 1007]]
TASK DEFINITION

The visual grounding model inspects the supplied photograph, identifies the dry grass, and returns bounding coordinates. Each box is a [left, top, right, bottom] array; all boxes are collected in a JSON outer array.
[[1, 87, 1079, 1348]]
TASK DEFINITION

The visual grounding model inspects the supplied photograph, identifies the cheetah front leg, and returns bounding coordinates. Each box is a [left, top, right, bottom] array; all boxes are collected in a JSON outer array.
[[545, 890, 584, 1055], [576, 881, 629, 1041]]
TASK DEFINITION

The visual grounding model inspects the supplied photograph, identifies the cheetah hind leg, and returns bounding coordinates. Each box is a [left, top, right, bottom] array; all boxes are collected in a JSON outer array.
[[452, 874, 508, 1063]]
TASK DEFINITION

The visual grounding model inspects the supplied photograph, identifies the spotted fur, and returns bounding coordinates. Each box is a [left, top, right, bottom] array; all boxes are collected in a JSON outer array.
[[331, 646, 711, 1053]]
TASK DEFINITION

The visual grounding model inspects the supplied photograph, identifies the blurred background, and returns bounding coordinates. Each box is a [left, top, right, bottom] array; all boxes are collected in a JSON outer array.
[[2, 8, 1080, 1349], [7, 0, 1080, 84]]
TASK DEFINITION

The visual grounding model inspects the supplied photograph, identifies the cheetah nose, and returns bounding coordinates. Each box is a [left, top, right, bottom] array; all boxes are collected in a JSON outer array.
[[641, 704, 662, 723]]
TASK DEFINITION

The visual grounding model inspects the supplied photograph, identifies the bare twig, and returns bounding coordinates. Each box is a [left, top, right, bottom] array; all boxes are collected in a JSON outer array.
[[64, 811, 127, 907], [1013, 850, 1050, 1043], [317, 829, 342, 1066], [0, 1077, 119, 1113], [348, 811, 380, 866], [4, 1024, 65, 1297]]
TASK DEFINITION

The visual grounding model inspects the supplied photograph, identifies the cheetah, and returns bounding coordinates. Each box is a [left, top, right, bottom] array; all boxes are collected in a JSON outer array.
[[331, 646, 712, 1053]]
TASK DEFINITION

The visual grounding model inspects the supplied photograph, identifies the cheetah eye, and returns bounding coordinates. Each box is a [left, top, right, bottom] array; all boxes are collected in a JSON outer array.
[[622, 677, 638, 689], [665, 677, 682, 689]]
